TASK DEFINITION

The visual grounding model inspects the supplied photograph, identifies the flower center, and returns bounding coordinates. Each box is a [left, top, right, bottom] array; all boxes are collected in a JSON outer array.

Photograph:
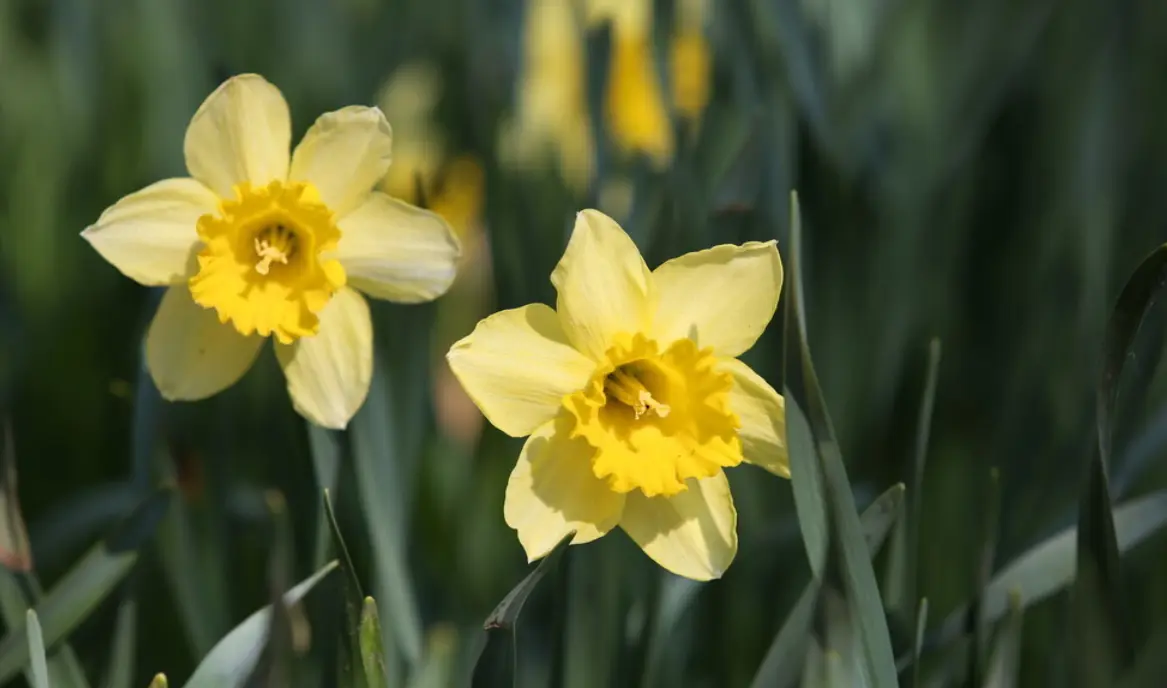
[[563, 333, 742, 498], [603, 366, 671, 420], [253, 224, 297, 275], [189, 181, 346, 344]]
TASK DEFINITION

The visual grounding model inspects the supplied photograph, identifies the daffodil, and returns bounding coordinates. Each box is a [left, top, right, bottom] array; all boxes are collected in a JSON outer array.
[[447, 210, 788, 580], [82, 74, 460, 429], [589, 0, 712, 166]]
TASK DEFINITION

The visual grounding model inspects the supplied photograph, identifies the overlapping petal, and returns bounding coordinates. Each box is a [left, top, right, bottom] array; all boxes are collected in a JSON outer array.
[[619, 472, 737, 580], [505, 416, 626, 560], [275, 287, 373, 429], [81, 178, 217, 285], [651, 241, 782, 357], [335, 192, 460, 303], [551, 210, 654, 360], [290, 106, 394, 216], [145, 286, 264, 400], [184, 74, 291, 198], [447, 304, 595, 437], [719, 358, 789, 477]]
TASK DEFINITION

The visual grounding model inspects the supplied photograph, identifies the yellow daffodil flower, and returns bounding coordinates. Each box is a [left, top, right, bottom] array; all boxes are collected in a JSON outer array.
[[500, 0, 596, 190], [589, 0, 712, 167], [447, 210, 788, 580], [82, 74, 461, 429]]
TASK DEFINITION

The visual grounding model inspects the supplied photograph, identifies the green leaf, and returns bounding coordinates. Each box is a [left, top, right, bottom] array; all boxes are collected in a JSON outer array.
[[0, 419, 32, 572], [786, 391, 827, 579], [1067, 244, 1167, 683], [26, 610, 48, 688], [787, 189, 899, 688], [361, 597, 389, 688], [469, 531, 575, 687], [350, 366, 423, 669], [0, 422, 89, 688], [101, 596, 137, 688], [322, 489, 369, 688], [969, 468, 1002, 685], [750, 483, 904, 688], [933, 489, 1167, 646], [182, 561, 338, 688], [639, 576, 702, 688], [0, 488, 170, 685], [983, 592, 1023, 688], [307, 425, 341, 570], [912, 598, 928, 688], [885, 339, 942, 616]]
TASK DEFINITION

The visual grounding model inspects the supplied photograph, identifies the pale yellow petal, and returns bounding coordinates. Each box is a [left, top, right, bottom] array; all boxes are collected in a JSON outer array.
[[719, 358, 789, 478], [651, 241, 782, 357], [336, 192, 460, 303], [619, 472, 737, 580], [183, 74, 291, 197], [551, 209, 653, 360], [275, 288, 373, 429], [81, 178, 216, 285], [505, 416, 626, 560], [290, 106, 394, 216], [146, 285, 263, 400], [447, 304, 594, 437]]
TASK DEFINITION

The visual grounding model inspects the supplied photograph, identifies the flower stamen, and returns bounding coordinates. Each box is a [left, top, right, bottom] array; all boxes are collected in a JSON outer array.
[[253, 224, 296, 275], [604, 367, 670, 420]]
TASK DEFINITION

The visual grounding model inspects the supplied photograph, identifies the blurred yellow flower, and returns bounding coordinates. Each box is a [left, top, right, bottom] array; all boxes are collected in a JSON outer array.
[[589, 0, 712, 166], [500, 0, 596, 189], [82, 74, 461, 429], [447, 210, 788, 580]]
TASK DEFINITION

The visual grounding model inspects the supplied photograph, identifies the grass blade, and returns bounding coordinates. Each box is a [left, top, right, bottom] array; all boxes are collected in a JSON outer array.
[[26, 610, 48, 688], [885, 339, 942, 616], [101, 595, 137, 688], [751, 483, 904, 688], [788, 189, 899, 688], [351, 365, 423, 669], [322, 489, 368, 687], [786, 391, 827, 579], [0, 488, 170, 684], [469, 531, 575, 687], [912, 598, 928, 688], [181, 561, 338, 688], [983, 592, 1023, 688], [307, 425, 341, 570], [933, 489, 1167, 647]]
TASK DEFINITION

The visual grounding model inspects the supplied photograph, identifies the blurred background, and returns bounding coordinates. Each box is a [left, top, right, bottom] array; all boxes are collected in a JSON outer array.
[[2, 0, 1167, 685]]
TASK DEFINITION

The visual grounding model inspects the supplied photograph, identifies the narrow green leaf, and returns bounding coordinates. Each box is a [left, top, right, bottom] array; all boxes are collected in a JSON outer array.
[[750, 483, 904, 688], [26, 610, 48, 688], [0, 423, 89, 688], [639, 576, 702, 688], [469, 531, 575, 686], [307, 425, 341, 570], [488, 533, 574, 630], [969, 468, 1002, 686], [322, 489, 368, 687], [786, 392, 827, 578], [243, 491, 298, 688], [983, 592, 1023, 688], [1097, 243, 1167, 464], [361, 597, 388, 688], [0, 488, 170, 685], [933, 489, 1167, 646], [885, 339, 941, 616], [0, 573, 84, 688], [912, 598, 928, 688], [182, 561, 338, 688], [788, 189, 899, 688], [351, 367, 423, 668], [101, 596, 137, 688]]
